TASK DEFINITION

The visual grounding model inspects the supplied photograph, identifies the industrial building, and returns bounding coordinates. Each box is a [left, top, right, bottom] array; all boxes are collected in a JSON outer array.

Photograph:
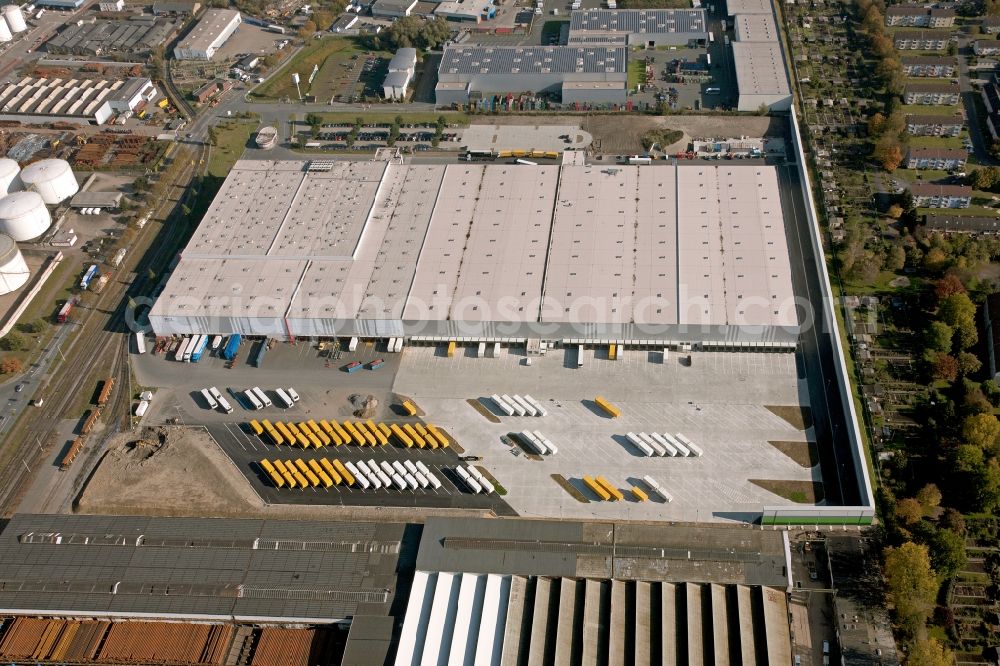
[[149, 159, 799, 347], [152, 0, 201, 14], [394, 518, 794, 665], [45, 18, 177, 56], [435, 46, 628, 106], [0, 234, 29, 295], [0, 76, 157, 125], [0, 513, 405, 623], [173, 8, 241, 60], [371, 0, 417, 17], [383, 47, 416, 100], [733, 12, 778, 41], [731, 41, 791, 111], [723, 0, 773, 15], [566, 8, 707, 47]]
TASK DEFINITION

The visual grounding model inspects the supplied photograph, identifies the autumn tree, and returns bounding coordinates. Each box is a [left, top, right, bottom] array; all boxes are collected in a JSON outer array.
[[963, 412, 1000, 450], [927, 351, 958, 383], [907, 638, 954, 666], [874, 137, 904, 171], [896, 498, 924, 526], [916, 484, 942, 511], [934, 274, 966, 300], [887, 203, 904, 219], [884, 543, 938, 639], [958, 351, 982, 377], [0, 357, 23, 374], [938, 292, 978, 349], [298, 19, 317, 39], [924, 321, 953, 354]]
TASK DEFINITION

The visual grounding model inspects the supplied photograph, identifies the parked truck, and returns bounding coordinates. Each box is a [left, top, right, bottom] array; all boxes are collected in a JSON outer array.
[[189, 334, 209, 362], [222, 334, 241, 360]]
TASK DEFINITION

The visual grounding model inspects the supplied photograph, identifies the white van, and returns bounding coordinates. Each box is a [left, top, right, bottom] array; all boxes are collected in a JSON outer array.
[[287, 387, 300, 403]]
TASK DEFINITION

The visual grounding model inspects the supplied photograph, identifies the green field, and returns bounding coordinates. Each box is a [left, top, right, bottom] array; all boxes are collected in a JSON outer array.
[[253, 37, 366, 101], [628, 59, 647, 90], [208, 121, 258, 178]]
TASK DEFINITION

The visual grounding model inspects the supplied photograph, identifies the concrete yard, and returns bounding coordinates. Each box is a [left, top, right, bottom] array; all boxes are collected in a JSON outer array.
[[392, 345, 816, 523], [131, 335, 818, 523]]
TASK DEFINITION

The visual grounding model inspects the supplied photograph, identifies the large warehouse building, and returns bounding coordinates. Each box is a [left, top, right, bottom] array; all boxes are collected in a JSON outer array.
[[729, 7, 791, 111], [149, 158, 799, 347], [0, 76, 158, 125], [435, 46, 628, 106], [566, 8, 708, 46], [173, 8, 241, 60]]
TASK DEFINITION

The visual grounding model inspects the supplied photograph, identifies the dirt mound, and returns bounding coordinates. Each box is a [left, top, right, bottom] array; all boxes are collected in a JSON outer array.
[[350, 393, 378, 418]]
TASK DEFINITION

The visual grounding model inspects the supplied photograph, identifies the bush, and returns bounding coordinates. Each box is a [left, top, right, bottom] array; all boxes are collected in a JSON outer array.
[[641, 129, 684, 150]]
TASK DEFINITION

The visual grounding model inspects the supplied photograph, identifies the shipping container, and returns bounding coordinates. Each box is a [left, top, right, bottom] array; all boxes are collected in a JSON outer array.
[[608, 343, 617, 360], [387, 337, 397, 352], [273, 388, 293, 408], [518, 430, 547, 455], [502, 394, 526, 416], [676, 433, 702, 456], [287, 387, 300, 402], [595, 396, 621, 418], [465, 476, 483, 494], [650, 432, 678, 456], [425, 470, 442, 489], [80, 264, 99, 289], [249, 420, 264, 436], [134, 399, 149, 417], [391, 473, 407, 490], [174, 336, 191, 362], [627, 432, 655, 456], [183, 334, 200, 362], [200, 388, 218, 410], [477, 342, 486, 357], [403, 472, 419, 490], [511, 395, 537, 417], [244, 389, 264, 411], [631, 486, 649, 501], [222, 334, 241, 360], [252, 338, 268, 367], [489, 394, 514, 416], [492, 342, 501, 358], [584, 475, 611, 500], [403, 423, 425, 448], [596, 476, 624, 501], [447, 341, 456, 357], [394, 338, 403, 352], [134, 332, 146, 354], [664, 433, 690, 456], [426, 425, 449, 448], [211, 335, 223, 350], [251, 387, 272, 408], [189, 334, 209, 362], [577, 344, 584, 367], [639, 432, 666, 456], [366, 419, 388, 445], [97, 377, 115, 405], [348, 336, 359, 351], [390, 423, 413, 447], [523, 394, 547, 417], [534, 430, 558, 455]]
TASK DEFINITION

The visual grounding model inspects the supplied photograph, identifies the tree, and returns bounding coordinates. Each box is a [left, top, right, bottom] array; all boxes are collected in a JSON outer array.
[[916, 484, 942, 511], [896, 498, 924, 526], [874, 137, 904, 171], [868, 112, 888, 137], [0, 357, 23, 374], [927, 351, 958, 382], [907, 638, 954, 666], [924, 321, 953, 354], [938, 292, 978, 349], [929, 528, 967, 580], [969, 166, 1000, 191], [312, 9, 335, 30], [934, 274, 966, 300], [963, 412, 1000, 449], [298, 19, 317, 39], [15, 319, 44, 334], [884, 543, 939, 638], [887, 203, 904, 219], [0, 333, 25, 351], [887, 244, 906, 271], [958, 351, 982, 376]]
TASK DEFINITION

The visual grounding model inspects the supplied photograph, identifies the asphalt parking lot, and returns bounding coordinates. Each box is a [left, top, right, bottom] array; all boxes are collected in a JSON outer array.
[[209, 421, 516, 514]]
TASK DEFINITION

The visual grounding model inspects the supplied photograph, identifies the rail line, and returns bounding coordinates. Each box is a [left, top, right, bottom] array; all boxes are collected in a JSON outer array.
[[0, 144, 206, 516]]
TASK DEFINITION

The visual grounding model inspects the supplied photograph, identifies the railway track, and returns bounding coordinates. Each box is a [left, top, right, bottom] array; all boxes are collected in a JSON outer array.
[[0, 144, 206, 517]]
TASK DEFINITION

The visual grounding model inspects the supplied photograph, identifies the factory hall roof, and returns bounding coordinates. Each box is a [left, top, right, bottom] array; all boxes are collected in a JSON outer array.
[[731, 42, 791, 96], [0, 514, 405, 622], [150, 159, 798, 336], [568, 8, 706, 34], [438, 46, 627, 76]]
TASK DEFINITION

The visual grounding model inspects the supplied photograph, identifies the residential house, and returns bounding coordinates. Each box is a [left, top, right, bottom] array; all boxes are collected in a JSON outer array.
[[900, 56, 957, 77], [885, 5, 955, 27], [910, 183, 972, 208], [903, 81, 960, 104], [983, 16, 1000, 34], [974, 39, 1000, 56], [905, 114, 963, 136], [925, 212, 1000, 234], [981, 75, 1000, 139], [894, 29, 950, 50], [904, 147, 967, 170]]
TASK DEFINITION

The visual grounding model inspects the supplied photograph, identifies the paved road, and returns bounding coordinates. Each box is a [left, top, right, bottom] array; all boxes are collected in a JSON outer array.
[[0, 321, 76, 441], [777, 158, 857, 506], [957, 33, 997, 166]]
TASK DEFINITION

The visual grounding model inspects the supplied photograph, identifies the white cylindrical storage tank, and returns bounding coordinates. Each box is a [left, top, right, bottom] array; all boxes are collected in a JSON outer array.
[[2, 5, 26, 32], [0, 158, 21, 194], [0, 18, 12, 42], [0, 191, 50, 241], [20, 159, 78, 204], [0, 234, 28, 294]]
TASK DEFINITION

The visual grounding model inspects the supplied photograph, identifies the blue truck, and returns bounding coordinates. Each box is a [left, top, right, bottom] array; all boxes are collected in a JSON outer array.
[[252, 339, 268, 367], [190, 335, 209, 362], [222, 334, 241, 361]]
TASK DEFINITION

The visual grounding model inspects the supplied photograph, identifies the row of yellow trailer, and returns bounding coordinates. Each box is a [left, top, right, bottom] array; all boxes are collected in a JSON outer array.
[[259, 457, 357, 490], [497, 150, 560, 159], [582, 475, 647, 502], [249, 418, 450, 450]]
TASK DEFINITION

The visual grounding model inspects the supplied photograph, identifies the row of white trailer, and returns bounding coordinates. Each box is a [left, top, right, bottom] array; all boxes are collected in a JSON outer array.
[[77, 207, 103, 215], [476, 342, 502, 358], [239, 386, 299, 411], [347, 458, 442, 492], [488, 394, 547, 417], [518, 430, 558, 456], [385, 337, 404, 353], [642, 475, 673, 503], [625, 432, 703, 458], [173, 334, 224, 362], [456, 463, 495, 494], [200, 386, 233, 415]]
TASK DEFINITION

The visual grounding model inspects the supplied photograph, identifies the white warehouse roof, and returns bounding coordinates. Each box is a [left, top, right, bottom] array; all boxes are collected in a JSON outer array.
[[149, 159, 797, 342]]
